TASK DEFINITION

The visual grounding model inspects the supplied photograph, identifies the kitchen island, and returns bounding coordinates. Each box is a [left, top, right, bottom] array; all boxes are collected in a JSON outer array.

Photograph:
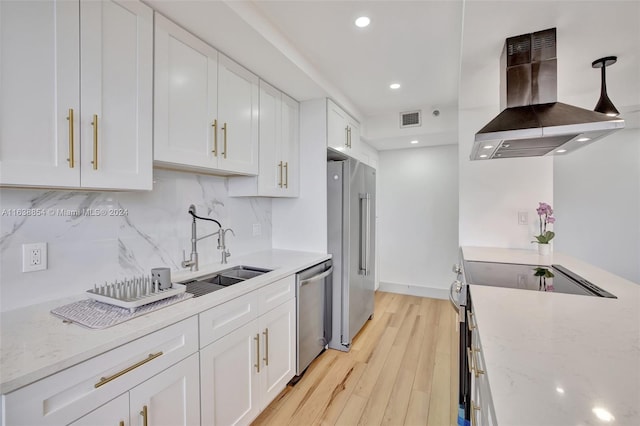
[[463, 247, 640, 425]]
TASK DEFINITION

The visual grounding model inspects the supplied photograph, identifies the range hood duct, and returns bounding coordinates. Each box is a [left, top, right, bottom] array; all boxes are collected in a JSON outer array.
[[471, 28, 624, 160]]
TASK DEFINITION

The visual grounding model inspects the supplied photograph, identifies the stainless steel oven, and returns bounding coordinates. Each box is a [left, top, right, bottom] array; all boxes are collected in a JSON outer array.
[[449, 263, 470, 426]]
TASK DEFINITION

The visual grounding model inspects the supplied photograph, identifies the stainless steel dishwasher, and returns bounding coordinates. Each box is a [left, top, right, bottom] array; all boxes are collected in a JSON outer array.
[[295, 260, 333, 376]]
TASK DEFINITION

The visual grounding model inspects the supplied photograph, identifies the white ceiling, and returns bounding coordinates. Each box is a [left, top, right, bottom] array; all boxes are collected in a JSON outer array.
[[251, 0, 464, 117], [144, 0, 639, 151]]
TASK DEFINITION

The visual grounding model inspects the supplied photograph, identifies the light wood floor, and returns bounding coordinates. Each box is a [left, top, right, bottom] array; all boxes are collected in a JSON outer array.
[[252, 291, 459, 426]]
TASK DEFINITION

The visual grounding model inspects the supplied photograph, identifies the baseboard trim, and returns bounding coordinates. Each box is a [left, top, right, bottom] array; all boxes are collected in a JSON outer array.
[[378, 281, 449, 300]]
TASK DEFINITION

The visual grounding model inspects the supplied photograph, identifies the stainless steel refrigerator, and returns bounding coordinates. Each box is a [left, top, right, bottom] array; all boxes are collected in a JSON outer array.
[[327, 158, 375, 352]]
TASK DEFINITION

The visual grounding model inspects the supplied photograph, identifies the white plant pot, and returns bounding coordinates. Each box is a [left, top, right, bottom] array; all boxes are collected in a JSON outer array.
[[538, 243, 551, 256]]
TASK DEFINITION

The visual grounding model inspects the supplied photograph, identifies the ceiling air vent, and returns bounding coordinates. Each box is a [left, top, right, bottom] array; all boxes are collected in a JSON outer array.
[[400, 110, 421, 128]]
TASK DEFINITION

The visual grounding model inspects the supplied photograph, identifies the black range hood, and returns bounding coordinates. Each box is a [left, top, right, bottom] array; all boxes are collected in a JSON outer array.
[[471, 28, 624, 160]]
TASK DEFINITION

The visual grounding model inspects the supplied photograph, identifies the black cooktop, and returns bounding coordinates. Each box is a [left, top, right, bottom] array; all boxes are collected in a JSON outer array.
[[462, 261, 616, 298]]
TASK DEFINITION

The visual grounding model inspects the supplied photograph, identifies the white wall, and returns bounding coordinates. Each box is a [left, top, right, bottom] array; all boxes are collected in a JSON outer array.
[[458, 108, 554, 249], [377, 145, 459, 297], [272, 99, 328, 253], [0, 170, 272, 312], [554, 128, 640, 283]]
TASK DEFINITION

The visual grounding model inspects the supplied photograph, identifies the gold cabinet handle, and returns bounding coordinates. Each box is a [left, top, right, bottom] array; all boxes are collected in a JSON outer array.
[[345, 126, 349, 147], [140, 405, 148, 426], [66, 109, 75, 168], [91, 114, 98, 170], [222, 122, 227, 159], [468, 311, 477, 330], [473, 347, 484, 377], [467, 347, 474, 374], [254, 334, 260, 373], [263, 328, 269, 366], [471, 401, 480, 426], [284, 162, 289, 188], [94, 352, 163, 388], [278, 161, 283, 188], [212, 119, 218, 156], [347, 127, 352, 148]]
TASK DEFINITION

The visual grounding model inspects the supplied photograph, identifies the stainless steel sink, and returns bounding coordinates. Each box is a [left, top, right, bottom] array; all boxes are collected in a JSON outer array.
[[182, 265, 272, 298], [219, 265, 272, 280]]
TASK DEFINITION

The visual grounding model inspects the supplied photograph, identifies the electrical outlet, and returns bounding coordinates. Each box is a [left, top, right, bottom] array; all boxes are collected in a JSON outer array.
[[252, 223, 262, 237], [22, 242, 47, 272], [518, 211, 528, 225]]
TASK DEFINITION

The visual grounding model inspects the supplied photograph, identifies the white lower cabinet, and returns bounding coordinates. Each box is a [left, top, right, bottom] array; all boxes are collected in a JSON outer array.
[[3, 276, 299, 426], [69, 393, 129, 426], [469, 312, 496, 426], [200, 319, 261, 426], [129, 353, 201, 426], [2, 317, 198, 426], [70, 353, 200, 426], [199, 278, 296, 425], [258, 299, 296, 409]]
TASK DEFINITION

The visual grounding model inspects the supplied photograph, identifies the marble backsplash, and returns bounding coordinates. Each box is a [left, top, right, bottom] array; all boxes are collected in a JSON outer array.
[[0, 169, 272, 312]]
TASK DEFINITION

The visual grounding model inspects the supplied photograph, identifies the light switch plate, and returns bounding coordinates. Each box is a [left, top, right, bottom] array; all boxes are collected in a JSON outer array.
[[252, 223, 262, 237], [518, 211, 528, 225], [22, 242, 47, 272]]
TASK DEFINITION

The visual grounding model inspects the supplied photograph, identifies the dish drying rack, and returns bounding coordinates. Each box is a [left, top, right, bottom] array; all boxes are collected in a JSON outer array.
[[87, 275, 186, 312]]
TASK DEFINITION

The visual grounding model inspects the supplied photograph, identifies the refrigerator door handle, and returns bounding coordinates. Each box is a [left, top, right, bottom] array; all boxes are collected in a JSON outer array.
[[365, 194, 371, 276], [359, 193, 371, 275]]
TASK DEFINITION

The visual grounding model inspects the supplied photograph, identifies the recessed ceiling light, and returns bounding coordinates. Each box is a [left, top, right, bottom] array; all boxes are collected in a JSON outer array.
[[355, 16, 370, 28], [389, 83, 401, 90], [592, 407, 615, 422], [479, 154, 488, 158], [556, 149, 567, 153], [556, 387, 565, 394], [577, 137, 590, 142], [410, 140, 418, 144], [483, 145, 494, 149]]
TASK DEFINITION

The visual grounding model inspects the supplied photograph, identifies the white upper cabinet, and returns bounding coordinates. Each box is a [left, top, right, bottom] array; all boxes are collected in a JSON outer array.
[[217, 54, 259, 175], [80, 0, 153, 190], [0, 0, 153, 190], [228, 80, 299, 197], [327, 99, 351, 153], [154, 14, 259, 176], [154, 13, 218, 170], [0, 0, 79, 187], [326, 99, 369, 164], [280, 92, 300, 197]]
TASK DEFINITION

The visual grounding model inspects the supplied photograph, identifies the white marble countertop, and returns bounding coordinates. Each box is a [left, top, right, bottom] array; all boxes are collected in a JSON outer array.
[[462, 246, 640, 426], [0, 249, 330, 394]]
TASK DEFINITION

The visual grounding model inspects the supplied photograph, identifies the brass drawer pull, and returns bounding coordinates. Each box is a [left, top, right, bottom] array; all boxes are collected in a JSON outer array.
[[473, 347, 485, 377], [212, 119, 218, 156], [94, 352, 163, 388], [254, 334, 260, 373], [263, 328, 269, 366], [471, 400, 480, 426], [467, 311, 477, 330], [91, 114, 99, 170], [67, 109, 75, 168], [284, 162, 289, 188], [140, 405, 148, 426], [467, 347, 474, 374], [222, 122, 228, 158]]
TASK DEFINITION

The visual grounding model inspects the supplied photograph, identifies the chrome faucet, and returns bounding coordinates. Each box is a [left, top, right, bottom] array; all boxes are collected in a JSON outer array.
[[181, 205, 225, 271], [219, 228, 235, 264]]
